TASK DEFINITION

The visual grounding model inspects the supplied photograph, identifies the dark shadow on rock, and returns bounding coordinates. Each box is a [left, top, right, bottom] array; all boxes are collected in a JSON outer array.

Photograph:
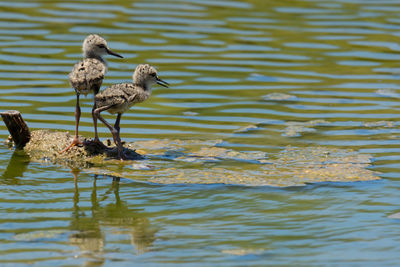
[[83, 140, 145, 160]]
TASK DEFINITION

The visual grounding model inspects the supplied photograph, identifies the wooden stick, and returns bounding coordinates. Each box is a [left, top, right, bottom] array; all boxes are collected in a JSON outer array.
[[1, 110, 31, 149]]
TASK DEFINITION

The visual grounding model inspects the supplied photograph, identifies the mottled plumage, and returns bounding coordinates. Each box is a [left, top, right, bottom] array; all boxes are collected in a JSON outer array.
[[93, 64, 169, 160], [61, 34, 123, 153], [69, 58, 106, 95], [95, 83, 150, 114]]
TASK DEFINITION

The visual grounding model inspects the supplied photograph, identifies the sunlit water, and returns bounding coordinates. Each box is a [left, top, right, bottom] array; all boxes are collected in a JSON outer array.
[[1, 0, 400, 265]]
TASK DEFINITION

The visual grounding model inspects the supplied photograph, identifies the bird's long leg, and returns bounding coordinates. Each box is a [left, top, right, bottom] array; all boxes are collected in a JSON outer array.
[[60, 93, 83, 153], [92, 100, 99, 142], [114, 113, 122, 136], [91, 98, 107, 148], [114, 113, 124, 158], [94, 106, 126, 160]]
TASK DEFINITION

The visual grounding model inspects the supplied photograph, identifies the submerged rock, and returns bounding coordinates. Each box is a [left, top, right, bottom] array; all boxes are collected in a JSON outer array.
[[263, 92, 298, 101], [283, 119, 330, 137], [388, 212, 400, 219], [189, 147, 266, 162], [375, 88, 400, 99], [221, 249, 267, 256], [363, 121, 395, 128], [267, 146, 377, 185], [7, 130, 380, 187], [87, 142, 380, 187], [234, 124, 261, 133]]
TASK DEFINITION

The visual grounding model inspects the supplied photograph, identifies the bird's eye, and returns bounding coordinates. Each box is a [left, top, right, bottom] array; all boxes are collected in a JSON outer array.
[[150, 73, 156, 77], [97, 44, 106, 48]]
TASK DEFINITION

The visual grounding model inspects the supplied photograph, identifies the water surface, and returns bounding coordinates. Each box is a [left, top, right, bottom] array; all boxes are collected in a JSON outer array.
[[1, 0, 400, 265]]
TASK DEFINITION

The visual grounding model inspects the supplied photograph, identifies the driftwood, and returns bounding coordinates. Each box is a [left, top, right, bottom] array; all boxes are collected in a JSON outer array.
[[1, 110, 30, 149]]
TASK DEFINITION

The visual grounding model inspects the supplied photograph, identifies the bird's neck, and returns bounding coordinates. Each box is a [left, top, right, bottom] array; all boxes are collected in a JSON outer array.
[[135, 82, 152, 92], [84, 52, 106, 63]]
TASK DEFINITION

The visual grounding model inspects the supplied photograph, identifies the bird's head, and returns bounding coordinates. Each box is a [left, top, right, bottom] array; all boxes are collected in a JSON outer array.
[[82, 34, 123, 59], [133, 64, 169, 90]]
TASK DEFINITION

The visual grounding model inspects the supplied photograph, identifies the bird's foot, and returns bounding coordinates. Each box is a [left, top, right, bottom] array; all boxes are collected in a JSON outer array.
[[59, 137, 83, 153]]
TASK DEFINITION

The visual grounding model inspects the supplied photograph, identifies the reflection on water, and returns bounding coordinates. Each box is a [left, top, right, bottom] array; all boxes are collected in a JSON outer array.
[[70, 174, 156, 265], [1, 149, 30, 184], [1, 0, 400, 265]]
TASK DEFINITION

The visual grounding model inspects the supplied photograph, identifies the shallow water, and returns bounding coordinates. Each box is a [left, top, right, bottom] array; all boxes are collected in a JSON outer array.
[[1, 0, 400, 265]]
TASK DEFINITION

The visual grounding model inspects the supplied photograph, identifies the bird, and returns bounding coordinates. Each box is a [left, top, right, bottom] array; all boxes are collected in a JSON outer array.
[[61, 34, 123, 153], [93, 64, 169, 160]]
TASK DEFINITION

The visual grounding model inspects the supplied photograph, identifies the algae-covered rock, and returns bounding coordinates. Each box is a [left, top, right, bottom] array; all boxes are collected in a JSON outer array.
[[24, 130, 143, 168], [265, 146, 378, 185], [234, 124, 261, 133], [86, 140, 380, 187], [133, 138, 223, 151], [10, 130, 380, 187], [388, 212, 400, 219], [283, 119, 330, 137], [263, 92, 298, 101], [375, 88, 400, 99], [189, 147, 266, 162], [221, 249, 267, 256], [363, 121, 395, 128]]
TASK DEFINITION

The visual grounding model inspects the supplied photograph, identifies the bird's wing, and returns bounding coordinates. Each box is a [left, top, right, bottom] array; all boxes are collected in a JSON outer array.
[[95, 83, 134, 108]]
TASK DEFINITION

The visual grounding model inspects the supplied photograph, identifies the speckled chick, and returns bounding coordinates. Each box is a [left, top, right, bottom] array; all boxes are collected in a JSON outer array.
[[95, 64, 168, 113], [93, 64, 169, 160], [69, 34, 123, 95], [61, 34, 123, 153]]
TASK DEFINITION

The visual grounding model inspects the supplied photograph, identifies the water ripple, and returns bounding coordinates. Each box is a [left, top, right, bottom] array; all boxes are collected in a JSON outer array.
[[0, 0, 400, 265]]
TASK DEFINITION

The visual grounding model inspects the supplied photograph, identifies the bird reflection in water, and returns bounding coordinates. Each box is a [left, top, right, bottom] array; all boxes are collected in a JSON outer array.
[[69, 171, 157, 265]]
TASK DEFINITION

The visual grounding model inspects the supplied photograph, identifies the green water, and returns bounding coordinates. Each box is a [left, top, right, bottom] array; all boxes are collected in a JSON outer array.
[[1, 0, 400, 265]]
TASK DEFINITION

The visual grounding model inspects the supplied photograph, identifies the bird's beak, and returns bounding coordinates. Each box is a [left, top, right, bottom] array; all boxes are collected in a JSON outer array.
[[106, 47, 123, 58], [156, 77, 169, 88]]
